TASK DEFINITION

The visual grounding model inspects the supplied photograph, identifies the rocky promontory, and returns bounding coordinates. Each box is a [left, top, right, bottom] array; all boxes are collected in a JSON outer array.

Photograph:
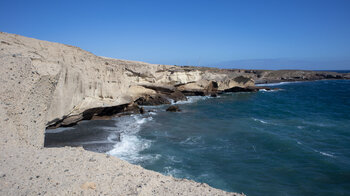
[[0, 32, 348, 195]]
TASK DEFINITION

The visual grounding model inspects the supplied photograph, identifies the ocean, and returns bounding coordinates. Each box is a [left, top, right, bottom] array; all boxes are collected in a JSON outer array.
[[45, 80, 350, 196]]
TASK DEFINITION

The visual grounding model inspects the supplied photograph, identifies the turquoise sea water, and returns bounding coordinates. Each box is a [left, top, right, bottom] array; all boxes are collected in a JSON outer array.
[[45, 80, 350, 195]]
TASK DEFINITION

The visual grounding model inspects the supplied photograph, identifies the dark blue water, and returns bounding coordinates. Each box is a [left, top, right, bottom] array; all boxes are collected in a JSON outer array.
[[132, 80, 350, 196], [45, 80, 350, 196]]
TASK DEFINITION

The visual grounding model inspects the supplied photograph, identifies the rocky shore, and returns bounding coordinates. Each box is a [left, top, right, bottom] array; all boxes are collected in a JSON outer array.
[[1, 32, 348, 195]]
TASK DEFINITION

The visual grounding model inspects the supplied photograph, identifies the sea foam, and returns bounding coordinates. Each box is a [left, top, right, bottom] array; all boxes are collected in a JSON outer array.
[[171, 96, 213, 105], [252, 118, 268, 124], [256, 81, 301, 86], [107, 115, 157, 163]]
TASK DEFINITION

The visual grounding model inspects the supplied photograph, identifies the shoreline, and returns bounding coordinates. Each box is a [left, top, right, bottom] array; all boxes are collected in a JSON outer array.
[[44, 95, 213, 150], [44, 79, 350, 195], [0, 32, 248, 195], [44, 93, 244, 193], [46, 79, 349, 130]]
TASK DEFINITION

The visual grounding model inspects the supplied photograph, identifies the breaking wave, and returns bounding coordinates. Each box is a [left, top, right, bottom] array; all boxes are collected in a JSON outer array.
[[107, 115, 158, 163], [256, 81, 302, 86], [171, 96, 213, 105], [252, 118, 268, 124]]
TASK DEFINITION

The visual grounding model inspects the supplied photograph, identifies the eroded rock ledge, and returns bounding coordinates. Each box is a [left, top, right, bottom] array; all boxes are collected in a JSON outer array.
[[47, 77, 263, 128]]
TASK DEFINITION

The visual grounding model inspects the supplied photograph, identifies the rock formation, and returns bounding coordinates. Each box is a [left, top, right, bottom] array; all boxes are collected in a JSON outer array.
[[166, 105, 181, 112], [0, 32, 249, 195], [0, 32, 257, 144]]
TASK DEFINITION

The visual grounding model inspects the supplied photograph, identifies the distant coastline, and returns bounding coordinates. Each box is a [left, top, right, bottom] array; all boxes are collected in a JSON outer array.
[[314, 70, 350, 73]]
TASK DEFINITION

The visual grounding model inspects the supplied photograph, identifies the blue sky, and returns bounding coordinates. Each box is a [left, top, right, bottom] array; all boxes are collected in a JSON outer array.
[[1, 0, 349, 70]]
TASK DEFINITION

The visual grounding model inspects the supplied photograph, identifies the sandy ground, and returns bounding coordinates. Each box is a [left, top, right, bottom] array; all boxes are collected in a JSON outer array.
[[0, 146, 244, 195]]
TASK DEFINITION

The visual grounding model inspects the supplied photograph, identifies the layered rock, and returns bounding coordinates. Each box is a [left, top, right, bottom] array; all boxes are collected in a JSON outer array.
[[0, 32, 255, 145]]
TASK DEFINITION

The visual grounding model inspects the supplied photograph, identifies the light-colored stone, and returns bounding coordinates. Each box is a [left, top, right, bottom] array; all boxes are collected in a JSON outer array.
[[81, 182, 97, 190]]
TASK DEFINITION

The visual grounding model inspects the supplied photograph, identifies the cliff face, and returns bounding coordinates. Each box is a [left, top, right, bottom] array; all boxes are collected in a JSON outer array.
[[1, 32, 348, 147], [0, 32, 255, 147], [0, 32, 250, 195]]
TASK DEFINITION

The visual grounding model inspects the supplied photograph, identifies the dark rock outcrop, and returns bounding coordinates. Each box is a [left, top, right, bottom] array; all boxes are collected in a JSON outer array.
[[140, 85, 188, 102], [135, 94, 171, 105], [223, 86, 280, 92], [210, 93, 218, 97], [204, 81, 219, 95], [168, 90, 188, 102], [139, 107, 145, 114], [224, 86, 259, 93], [166, 105, 181, 112], [179, 90, 206, 96], [47, 103, 142, 128]]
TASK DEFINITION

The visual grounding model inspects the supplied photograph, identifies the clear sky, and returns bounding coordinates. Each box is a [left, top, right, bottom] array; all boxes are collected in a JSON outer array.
[[1, 0, 349, 70]]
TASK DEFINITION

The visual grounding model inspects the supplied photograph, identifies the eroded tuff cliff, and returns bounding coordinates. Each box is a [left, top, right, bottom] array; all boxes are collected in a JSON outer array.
[[0, 32, 256, 147], [0, 32, 250, 195]]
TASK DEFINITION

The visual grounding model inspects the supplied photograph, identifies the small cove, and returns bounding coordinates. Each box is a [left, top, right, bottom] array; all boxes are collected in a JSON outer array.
[[45, 80, 350, 196]]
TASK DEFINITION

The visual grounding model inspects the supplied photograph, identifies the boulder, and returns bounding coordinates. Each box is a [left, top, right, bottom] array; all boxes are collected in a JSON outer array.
[[168, 90, 187, 102], [139, 107, 145, 114], [166, 105, 181, 112], [210, 93, 217, 97]]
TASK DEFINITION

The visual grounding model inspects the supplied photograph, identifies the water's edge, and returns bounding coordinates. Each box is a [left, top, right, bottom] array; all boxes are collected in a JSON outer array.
[[45, 80, 350, 196]]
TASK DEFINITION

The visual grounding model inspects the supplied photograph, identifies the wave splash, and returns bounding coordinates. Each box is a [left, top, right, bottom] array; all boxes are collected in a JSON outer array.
[[107, 115, 159, 163], [256, 81, 301, 86], [252, 118, 268, 124], [170, 96, 213, 105]]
